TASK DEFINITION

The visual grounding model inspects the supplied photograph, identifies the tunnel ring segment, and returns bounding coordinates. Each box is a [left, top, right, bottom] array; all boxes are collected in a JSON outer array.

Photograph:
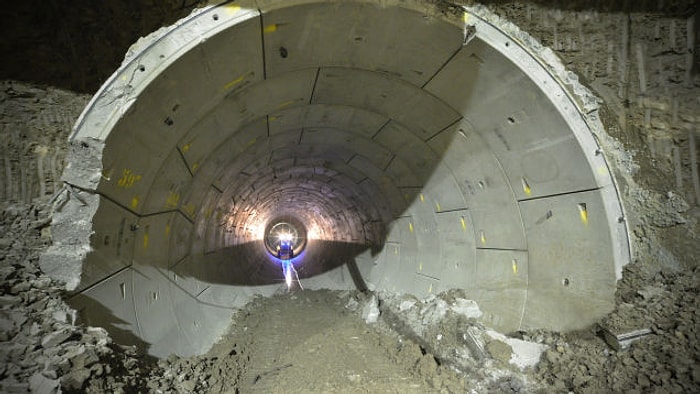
[[43, 0, 631, 357]]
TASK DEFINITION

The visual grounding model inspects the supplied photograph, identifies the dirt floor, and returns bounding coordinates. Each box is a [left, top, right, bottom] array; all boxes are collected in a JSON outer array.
[[156, 290, 467, 393]]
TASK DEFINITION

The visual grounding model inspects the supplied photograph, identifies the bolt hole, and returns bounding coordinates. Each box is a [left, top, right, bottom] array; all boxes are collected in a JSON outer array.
[[138, 65, 145, 72], [164, 117, 174, 126], [213, 14, 219, 21], [563, 278, 570, 286], [507, 117, 515, 124], [279, 47, 288, 58], [505, 41, 510, 47], [172, 103, 180, 112]]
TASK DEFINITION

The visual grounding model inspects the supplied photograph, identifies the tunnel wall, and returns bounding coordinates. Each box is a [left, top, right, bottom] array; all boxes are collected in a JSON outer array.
[[39, 0, 631, 357]]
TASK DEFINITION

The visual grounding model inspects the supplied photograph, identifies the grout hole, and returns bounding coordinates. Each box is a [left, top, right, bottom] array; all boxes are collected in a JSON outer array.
[[138, 65, 146, 72], [508, 117, 515, 124], [164, 117, 174, 126], [213, 14, 219, 21], [563, 278, 570, 286], [279, 47, 288, 58]]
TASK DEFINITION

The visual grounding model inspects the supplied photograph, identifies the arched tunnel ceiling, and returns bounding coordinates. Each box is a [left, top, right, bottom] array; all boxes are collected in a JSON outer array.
[[44, 0, 631, 357]]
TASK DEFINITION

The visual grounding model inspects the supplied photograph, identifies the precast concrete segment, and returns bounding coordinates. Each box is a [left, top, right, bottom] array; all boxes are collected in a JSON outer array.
[[41, 0, 631, 357]]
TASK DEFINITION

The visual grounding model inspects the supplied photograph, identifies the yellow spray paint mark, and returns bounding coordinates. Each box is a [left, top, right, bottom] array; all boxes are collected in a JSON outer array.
[[480, 231, 486, 244], [117, 169, 142, 189], [419, 193, 425, 202], [276, 100, 297, 109], [578, 203, 588, 225], [181, 143, 191, 153], [268, 116, 278, 122], [409, 222, 414, 233], [435, 201, 441, 212], [512, 259, 518, 275], [184, 204, 196, 217], [521, 178, 531, 196], [165, 191, 180, 209], [263, 24, 278, 33], [597, 166, 608, 176], [247, 138, 257, 147], [460, 217, 467, 231], [192, 163, 199, 172], [130, 196, 140, 209], [394, 246, 398, 255], [223, 74, 246, 90], [463, 12, 469, 23], [224, 4, 241, 15], [165, 224, 171, 237], [428, 283, 433, 294], [419, 262, 423, 272]]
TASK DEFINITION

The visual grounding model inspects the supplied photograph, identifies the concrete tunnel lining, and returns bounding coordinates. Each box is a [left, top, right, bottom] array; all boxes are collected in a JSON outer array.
[[41, 0, 631, 357]]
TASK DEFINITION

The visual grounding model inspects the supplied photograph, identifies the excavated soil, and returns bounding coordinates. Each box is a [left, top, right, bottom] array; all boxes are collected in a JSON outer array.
[[0, 192, 697, 393]]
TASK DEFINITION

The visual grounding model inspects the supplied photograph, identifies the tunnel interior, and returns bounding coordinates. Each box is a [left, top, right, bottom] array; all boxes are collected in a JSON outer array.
[[44, 0, 631, 357]]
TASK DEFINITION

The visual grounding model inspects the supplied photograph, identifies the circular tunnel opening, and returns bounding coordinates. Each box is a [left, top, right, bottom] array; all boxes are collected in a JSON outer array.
[[264, 217, 307, 259], [44, 0, 631, 357]]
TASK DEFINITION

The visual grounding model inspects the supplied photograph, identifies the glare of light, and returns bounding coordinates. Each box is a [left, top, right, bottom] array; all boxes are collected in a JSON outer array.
[[278, 232, 293, 242], [246, 221, 266, 240], [283, 261, 293, 288], [281, 260, 303, 291], [306, 226, 318, 240]]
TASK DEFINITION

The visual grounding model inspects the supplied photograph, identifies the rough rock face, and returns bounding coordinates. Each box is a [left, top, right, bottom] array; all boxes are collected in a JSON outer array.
[[533, 264, 700, 393], [0, 201, 154, 393]]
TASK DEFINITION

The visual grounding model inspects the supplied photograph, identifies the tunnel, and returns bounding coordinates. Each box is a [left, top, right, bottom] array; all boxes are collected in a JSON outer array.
[[40, 0, 631, 357]]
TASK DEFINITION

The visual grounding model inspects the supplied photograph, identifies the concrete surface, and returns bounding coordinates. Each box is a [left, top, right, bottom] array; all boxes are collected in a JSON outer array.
[[41, 0, 631, 357]]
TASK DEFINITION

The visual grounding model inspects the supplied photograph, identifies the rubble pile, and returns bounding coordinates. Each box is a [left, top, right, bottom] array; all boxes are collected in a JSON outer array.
[[0, 197, 698, 393], [534, 264, 700, 393], [141, 352, 242, 393], [377, 290, 547, 392], [0, 201, 153, 393]]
